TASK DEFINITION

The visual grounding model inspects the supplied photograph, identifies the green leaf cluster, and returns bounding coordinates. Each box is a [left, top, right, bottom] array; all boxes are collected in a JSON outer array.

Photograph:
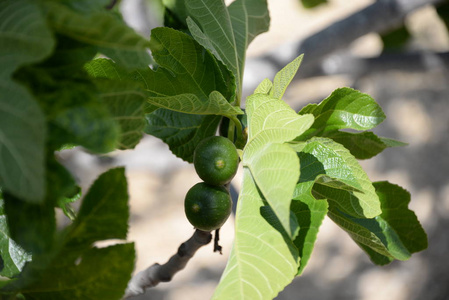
[[1, 168, 134, 300], [213, 54, 428, 299], [1, 1, 147, 299]]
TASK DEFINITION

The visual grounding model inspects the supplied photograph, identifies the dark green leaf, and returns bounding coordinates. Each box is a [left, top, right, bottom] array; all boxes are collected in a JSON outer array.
[[0, 0, 54, 78], [3, 194, 56, 255], [63, 168, 129, 248], [0, 0, 54, 203], [0, 82, 47, 203], [436, 2, 449, 32], [381, 25, 411, 51], [327, 181, 428, 265], [20, 244, 135, 300], [297, 88, 386, 139], [0, 200, 32, 278], [327, 131, 407, 159], [300, 0, 327, 9], [41, 1, 152, 69], [2, 168, 134, 299], [291, 181, 328, 275], [186, 0, 269, 102], [86, 59, 148, 149], [145, 111, 221, 162], [146, 27, 236, 110]]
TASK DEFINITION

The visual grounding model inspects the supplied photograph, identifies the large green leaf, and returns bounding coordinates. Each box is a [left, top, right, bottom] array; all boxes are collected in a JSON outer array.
[[297, 87, 386, 139], [0, 82, 47, 203], [291, 181, 328, 275], [2, 168, 134, 299], [143, 27, 238, 161], [186, 0, 269, 102], [213, 169, 299, 300], [295, 137, 381, 218], [0, 0, 53, 203], [40, 1, 152, 69], [327, 181, 428, 265], [0, 200, 32, 278], [145, 27, 237, 115], [244, 94, 314, 237], [85, 59, 148, 149], [0, 0, 54, 78]]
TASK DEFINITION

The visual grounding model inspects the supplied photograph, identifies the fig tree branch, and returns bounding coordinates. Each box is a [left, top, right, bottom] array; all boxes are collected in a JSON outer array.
[[123, 229, 212, 299]]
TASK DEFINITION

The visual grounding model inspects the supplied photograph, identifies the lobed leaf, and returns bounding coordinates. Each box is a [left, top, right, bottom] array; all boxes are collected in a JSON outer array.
[[327, 181, 428, 265], [213, 169, 299, 300]]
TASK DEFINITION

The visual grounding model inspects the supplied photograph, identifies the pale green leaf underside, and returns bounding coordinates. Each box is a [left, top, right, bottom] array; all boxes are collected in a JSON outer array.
[[270, 54, 303, 100], [147, 91, 243, 118], [244, 93, 314, 237], [299, 137, 381, 218], [213, 169, 299, 300], [254, 78, 273, 95], [246, 94, 314, 143], [244, 142, 300, 238]]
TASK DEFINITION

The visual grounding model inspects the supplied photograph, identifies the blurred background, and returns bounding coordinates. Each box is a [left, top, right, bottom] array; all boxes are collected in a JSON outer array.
[[58, 0, 449, 299]]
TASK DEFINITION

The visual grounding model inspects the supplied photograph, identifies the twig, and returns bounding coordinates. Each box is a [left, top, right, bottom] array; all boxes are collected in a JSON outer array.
[[124, 229, 212, 298]]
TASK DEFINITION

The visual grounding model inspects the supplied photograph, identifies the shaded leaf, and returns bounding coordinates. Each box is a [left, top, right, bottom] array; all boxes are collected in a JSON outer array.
[[86, 58, 148, 149], [0, 200, 32, 278], [291, 181, 328, 275], [327, 131, 407, 160], [0, 82, 47, 203], [300, 0, 328, 9], [2, 168, 134, 300], [0, 0, 53, 203], [327, 181, 428, 265], [41, 1, 152, 69], [145, 111, 221, 163]]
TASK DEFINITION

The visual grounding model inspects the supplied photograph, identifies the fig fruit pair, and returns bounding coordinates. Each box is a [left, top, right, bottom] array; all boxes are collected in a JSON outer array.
[[184, 136, 239, 231]]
